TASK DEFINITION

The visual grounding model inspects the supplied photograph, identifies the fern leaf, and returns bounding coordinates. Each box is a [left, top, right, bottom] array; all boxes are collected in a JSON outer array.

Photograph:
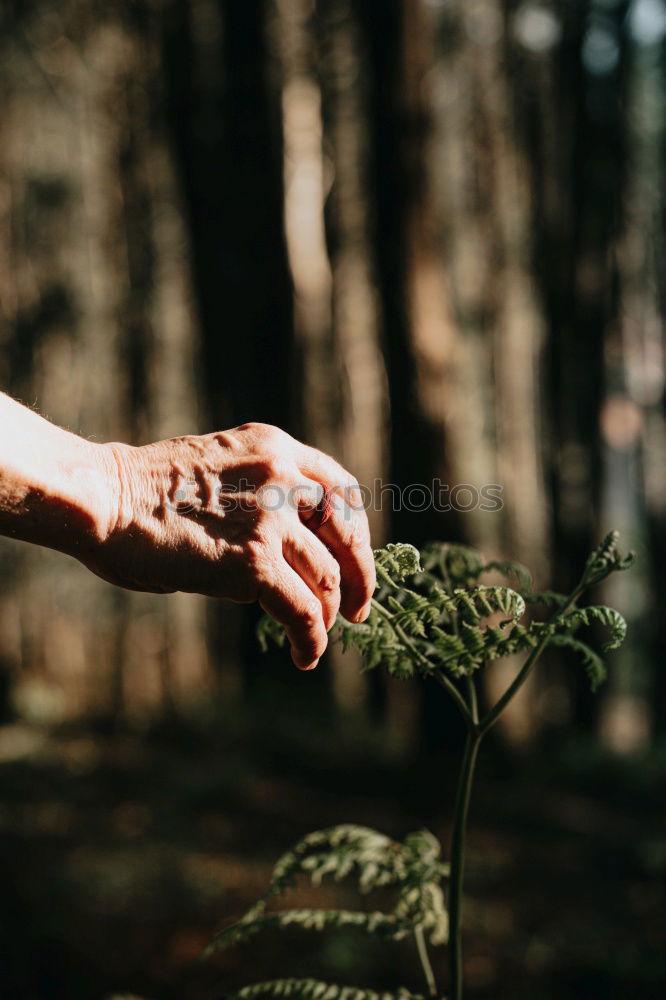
[[374, 543, 421, 587], [548, 633, 607, 691], [207, 909, 411, 955], [233, 825, 432, 923], [206, 825, 449, 960], [583, 531, 636, 587], [226, 980, 425, 1000], [451, 586, 526, 626], [556, 605, 628, 651]]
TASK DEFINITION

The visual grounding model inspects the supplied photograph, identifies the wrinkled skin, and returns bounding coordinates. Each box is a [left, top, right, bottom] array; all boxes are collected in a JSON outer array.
[[89, 423, 375, 670]]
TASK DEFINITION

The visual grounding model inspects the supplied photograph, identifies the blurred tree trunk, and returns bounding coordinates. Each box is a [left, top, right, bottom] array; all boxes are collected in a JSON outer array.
[[165, 0, 294, 432], [527, 0, 632, 732], [354, 0, 471, 750], [0, 0, 210, 723], [164, 0, 296, 700], [355, 0, 461, 548], [270, 0, 384, 716]]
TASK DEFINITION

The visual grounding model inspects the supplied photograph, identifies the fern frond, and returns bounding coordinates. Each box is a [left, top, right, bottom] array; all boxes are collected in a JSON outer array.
[[334, 608, 418, 679], [374, 543, 421, 587], [548, 633, 607, 690], [395, 879, 449, 945], [226, 980, 425, 1000], [386, 594, 427, 635], [420, 587, 528, 677], [403, 829, 445, 866], [582, 531, 636, 587], [481, 623, 537, 659], [555, 604, 628, 651], [208, 908, 411, 955], [451, 586, 526, 626], [206, 825, 448, 959], [265, 826, 403, 900], [430, 625, 482, 678]]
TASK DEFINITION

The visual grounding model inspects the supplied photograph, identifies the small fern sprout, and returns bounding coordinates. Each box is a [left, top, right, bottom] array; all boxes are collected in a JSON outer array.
[[226, 533, 634, 1000], [375, 543, 423, 587], [581, 530, 636, 589]]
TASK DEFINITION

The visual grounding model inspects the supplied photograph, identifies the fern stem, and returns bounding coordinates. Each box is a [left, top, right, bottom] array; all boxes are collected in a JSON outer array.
[[465, 677, 479, 727], [371, 598, 474, 728], [414, 925, 437, 998], [447, 730, 482, 1000]]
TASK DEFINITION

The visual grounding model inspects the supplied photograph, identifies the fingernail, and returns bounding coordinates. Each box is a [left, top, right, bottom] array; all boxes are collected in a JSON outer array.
[[353, 602, 372, 623]]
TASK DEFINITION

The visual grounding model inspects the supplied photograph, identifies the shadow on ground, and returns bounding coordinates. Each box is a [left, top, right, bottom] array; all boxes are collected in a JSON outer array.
[[0, 688, 664, 1000]]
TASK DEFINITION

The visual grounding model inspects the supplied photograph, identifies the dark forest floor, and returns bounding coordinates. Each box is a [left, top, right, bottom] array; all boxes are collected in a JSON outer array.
[[0, 690, 664, 1000]]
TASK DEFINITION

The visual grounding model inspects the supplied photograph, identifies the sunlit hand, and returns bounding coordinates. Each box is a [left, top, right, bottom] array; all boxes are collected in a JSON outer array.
[[90, 423, 375, 670]]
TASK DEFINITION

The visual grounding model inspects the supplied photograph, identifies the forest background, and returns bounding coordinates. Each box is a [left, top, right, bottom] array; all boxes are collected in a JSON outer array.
[[0, 1, 664, 998]]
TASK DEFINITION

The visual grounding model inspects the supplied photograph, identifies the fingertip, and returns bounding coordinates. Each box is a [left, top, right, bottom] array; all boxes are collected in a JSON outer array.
[[353, 600, 372, 623], [299, 658, 319, 672], [325, 609, 339, 632], [341, 594, 372, 623], [290, 648, 321, 671]]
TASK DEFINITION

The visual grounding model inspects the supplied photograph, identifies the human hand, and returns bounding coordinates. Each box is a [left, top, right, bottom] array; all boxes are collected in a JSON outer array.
[[89, 423, 375, 670]]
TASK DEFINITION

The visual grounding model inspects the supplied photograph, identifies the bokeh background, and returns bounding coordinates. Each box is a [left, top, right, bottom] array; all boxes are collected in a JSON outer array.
[[0, 0, 664, 998]]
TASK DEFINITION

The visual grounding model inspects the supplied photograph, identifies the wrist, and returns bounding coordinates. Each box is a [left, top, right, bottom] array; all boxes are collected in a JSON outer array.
[[102, 440, 161, 537], [75, 440, 122, 544], [0, 427, 118, 559], [27, 435, 119, 558]]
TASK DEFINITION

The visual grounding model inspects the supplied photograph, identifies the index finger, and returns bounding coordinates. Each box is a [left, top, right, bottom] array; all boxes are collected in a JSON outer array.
[[296, 446, 375, 622]]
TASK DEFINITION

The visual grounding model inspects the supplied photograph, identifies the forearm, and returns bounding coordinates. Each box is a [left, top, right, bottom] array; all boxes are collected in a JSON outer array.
[[0, 393, 115, 557]]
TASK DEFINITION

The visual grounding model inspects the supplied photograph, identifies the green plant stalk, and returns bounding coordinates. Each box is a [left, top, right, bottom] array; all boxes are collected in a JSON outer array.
[[444, 632, 568, 998], [414, 925, 437, 998], [445, 580, 588, 997], [445, 726, 482, 1000]]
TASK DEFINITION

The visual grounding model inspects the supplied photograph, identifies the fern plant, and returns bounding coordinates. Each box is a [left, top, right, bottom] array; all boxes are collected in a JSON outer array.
[[208, 532, 634, 1000]]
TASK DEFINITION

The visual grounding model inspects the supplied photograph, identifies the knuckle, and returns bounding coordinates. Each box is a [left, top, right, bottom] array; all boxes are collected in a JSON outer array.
[[319, 565, 341, 594], [300, 598, 323, 632], [211, 430, 237, 450], [235, 421, 265, 434], [347, 514, 369, 548], [259, 455, 291, 482], [344, 479, 364, 510], [237, 421, 287, 445]]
